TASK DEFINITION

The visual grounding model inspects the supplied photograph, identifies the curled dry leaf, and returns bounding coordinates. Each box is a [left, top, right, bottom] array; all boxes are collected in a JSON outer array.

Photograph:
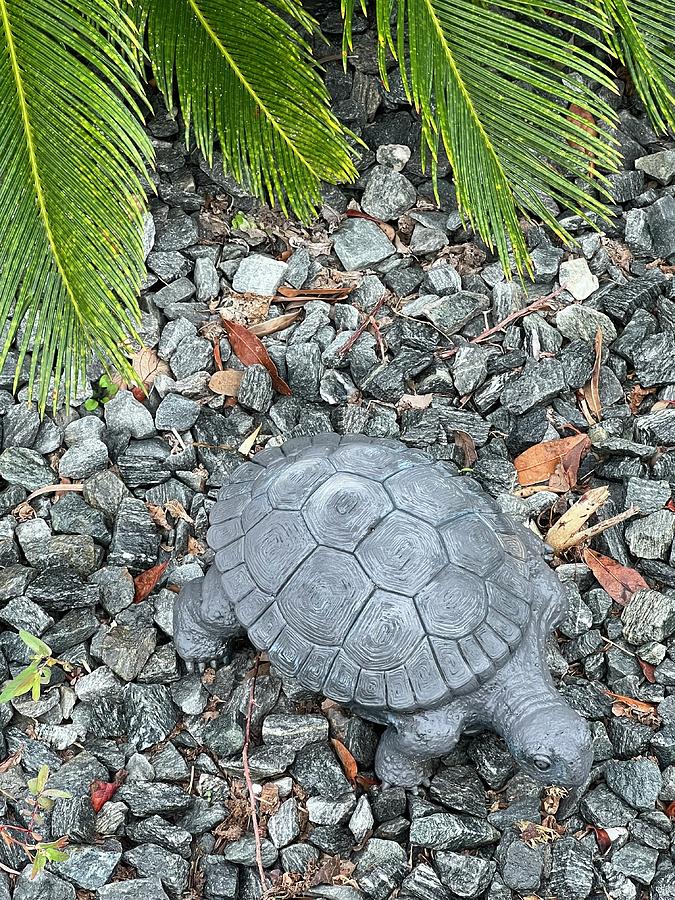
[[330, 738, 358, 785], [638, 659, 656, 684], [578, 327, 603, 425], [209, 369, 244, 397], [221, 319, 291, 396], [514, 434, 591, 490], [398, 393, 433, 411], [627, 384, 655, 415], [249, 312, 301, 337], [131, 347, 170, 391], [133, 561, 169, 603], [545, 486, 609, 553], [583, 548, 648, 605], [454, 430, 477, 468], [606, 690, 659, 722], [90, 773, 125, 813], [238, 424, 262, 457], [165, 499, 193, 524]]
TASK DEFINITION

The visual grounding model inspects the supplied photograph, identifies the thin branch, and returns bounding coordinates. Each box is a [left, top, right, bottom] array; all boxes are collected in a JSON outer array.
[[243, 654, 267, 892], [437, 286, 564, 358], [338, 294, 388, 357]]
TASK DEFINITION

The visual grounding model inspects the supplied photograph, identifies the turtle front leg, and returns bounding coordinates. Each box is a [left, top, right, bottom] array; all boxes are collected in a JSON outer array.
[[173, 566, 239, 671], [375, 704, 466, 788]]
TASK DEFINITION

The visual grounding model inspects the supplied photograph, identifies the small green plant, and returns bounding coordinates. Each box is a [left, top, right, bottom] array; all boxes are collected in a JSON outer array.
[[82, 374, 119, 412], [0, 765, 71, 879], [0, 631, 73, 704]]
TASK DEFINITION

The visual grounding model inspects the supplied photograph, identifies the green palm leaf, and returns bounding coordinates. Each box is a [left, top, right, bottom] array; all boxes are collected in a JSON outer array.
[[345, 0, 623, 273], [604, 0, 675, 132], [0, 0, 153, 410], [137, 0, 358, 220]]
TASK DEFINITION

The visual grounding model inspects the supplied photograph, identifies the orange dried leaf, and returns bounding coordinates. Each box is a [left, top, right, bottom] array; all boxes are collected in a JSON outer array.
[[638, 659, 656, 684], [249, 313, 302, 337], [131, 347, 170, 390], [583, 548, 648, 605], [514, 434, 590, 488], [134, 561, 169, 603], [221, 320, 291, 396], [605, 690, 656, 715], [331, 738, 358, 785], [665, 800, 675, 818]]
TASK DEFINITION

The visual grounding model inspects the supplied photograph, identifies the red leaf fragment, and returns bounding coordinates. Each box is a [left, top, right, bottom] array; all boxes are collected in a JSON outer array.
[[90, 780, 120, 812], [221, 319, 291, 396], [514, 434, 590, 490], [583, 548, 648, 605], [134, 561, 169, 604], [593, 826, 612, 853]]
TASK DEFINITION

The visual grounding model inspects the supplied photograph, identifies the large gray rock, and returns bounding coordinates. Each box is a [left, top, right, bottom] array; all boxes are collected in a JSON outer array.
[[0, 446, 56, 491], [107, 498, 160, 572], [105, 389, 155, 439], [361, 165, 416, 220], [622, 589, 675, 644], [332, 218, 395, 270], [232, 254, 288, 295], [636, 149, 675, 185]]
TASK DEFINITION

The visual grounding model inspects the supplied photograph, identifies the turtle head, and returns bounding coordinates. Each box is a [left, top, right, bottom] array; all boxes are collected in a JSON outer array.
[[510, 702, 593, 789]]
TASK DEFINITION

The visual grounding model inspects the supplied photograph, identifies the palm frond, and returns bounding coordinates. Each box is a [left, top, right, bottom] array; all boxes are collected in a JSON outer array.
[[137, 0, 358, 220], [0, 0, 153, 411], [345, 0, 623, 273], [604, 0, 675, 131]]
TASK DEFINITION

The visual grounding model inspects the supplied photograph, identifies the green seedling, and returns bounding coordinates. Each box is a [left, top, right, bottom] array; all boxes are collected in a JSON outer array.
[[83, 374, 119, 412], [0, 632, 73, 704]]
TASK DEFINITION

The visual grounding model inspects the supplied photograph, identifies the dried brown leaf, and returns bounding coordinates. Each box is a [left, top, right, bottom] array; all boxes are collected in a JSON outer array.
[[546, 486, 609, 553], [606, 690, 657, 715], [133, 561, 169, 603], [209, 368, 244, 397], [627, 384, 655, 415], [330, 738, 358, 785], [638, 659, 656, 684], [583, 548, 648, 605], [249, 312, 301, 337], [514, 434, 591, 489], [165, 500, 193, 524], [397, 393, 433, 411], [454, 430, 477, 468], [131, 347, 170, 390], [238, 424, 261, 457], [221, 319, 291, 395], [147, 503, 170, 530]]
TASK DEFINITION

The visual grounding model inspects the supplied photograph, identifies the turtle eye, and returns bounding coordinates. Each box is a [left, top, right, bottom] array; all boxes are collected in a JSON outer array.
[[533, 755, 552, 772]]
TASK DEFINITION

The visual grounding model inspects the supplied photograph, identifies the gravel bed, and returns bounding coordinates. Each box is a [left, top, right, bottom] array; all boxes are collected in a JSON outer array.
[[1, 11, 675, 900]]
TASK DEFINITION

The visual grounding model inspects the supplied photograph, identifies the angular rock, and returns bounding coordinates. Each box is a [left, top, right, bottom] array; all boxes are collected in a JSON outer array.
[[625, 510, 675, 559], [332, 219, 395, 270], [555, 304, 617, 342], [635, 332, 675, 386], [100, 625, 156, 681], [107, 498, 159, 571], [0, 447, 56, 491], [433, 851, 493, 898], [408, 813, 498, 851], [51, 839, 122, 890], [559, 258, 599, 301], [155, 393, 201, 431], [104, 389, 156, 439], [232, 254, 288, 295], [622, 589, 675, 644], [361, 165, 416, 220], [500, 358, 566, 414], [604, 757, 662, 810], [636, 149, 675, 185]]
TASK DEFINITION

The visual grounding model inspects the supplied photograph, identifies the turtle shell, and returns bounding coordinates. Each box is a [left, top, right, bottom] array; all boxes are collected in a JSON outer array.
[[207, 434, 554, 714]]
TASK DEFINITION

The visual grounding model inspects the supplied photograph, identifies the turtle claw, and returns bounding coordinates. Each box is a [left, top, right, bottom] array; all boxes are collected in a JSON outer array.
[[197, 661, 207, 674], [184, 659, 195, 675], [210, 659, 219, 671]]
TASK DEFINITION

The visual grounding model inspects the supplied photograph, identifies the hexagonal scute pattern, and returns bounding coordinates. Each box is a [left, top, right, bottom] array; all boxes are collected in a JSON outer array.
[[441, 514, 505, 577], [244, 510, 316, 594], [268, 457, 335, 510], [302, 474, 393, 551], [357, 510, 447, 595], [330, 441, 426, 480], [385, 465, 472, 525], [277, 547, 373, 646], [416, 565, 488, 640], [344, 590, 424, 670]]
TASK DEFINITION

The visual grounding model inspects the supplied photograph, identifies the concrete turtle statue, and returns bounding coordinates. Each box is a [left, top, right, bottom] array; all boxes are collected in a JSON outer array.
[[174, 434, 592, 789]]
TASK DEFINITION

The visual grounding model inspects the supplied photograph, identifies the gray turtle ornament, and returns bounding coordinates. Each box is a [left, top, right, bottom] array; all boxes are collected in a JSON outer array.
[[174, 434, 592, 791]]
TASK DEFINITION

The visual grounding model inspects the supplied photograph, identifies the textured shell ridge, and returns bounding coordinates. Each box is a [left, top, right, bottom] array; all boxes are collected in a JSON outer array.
[[206, 434, 548, 713]]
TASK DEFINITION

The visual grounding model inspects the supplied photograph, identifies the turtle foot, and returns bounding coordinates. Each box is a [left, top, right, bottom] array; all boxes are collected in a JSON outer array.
[[174, 577, 231, 670]]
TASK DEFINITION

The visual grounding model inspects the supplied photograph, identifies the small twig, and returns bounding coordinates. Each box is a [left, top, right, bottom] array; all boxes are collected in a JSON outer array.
[[437, 287, 564, 358], [338, 295, 388, 357], [569, 505, 640, 547], [243, 654, 267, 892]]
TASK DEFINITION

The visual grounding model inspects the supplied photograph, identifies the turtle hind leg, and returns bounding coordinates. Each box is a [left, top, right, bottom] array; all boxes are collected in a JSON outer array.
[[375, 704, 466, 789], [173, 567, 235, 670]]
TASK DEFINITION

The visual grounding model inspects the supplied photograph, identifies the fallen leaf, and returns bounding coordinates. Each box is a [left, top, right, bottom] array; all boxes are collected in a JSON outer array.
[[627, 384, 655, 415], [515, 820, 564, 847], [134, 561, 169, 603], [651, 398, 675, 412], [605, 690, 657, 715], [90, 779, 121, 812], [331, 738, 358, 785], [638, 659, 656, 684], [0, 749, 22, 774], [187, 536, 205, 556], [221, 319, 291, 395], [165, 500, 194, 524], [147, 504, 170, 530], [346, 208, 395, 242], [454, 430, 477, 468], [592, 826, 612, 853], [209, 369, 244, 397], [398, 393, 433, 411], [25, 483, 85, 503], [514, 434, 591, 489], [583, 548, 648, 605], [666, 800, 675, 818], [546, 486, 609, 553], [578, 327, 603, 424], [131, 347, 169, 391], [355, 773, 379, 790], [277, 285, 353, 299], [249, 312, 301, 337], [667, 499, 675, 513], [213, 340, 224, 371], [238, 424, 261, 457]]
